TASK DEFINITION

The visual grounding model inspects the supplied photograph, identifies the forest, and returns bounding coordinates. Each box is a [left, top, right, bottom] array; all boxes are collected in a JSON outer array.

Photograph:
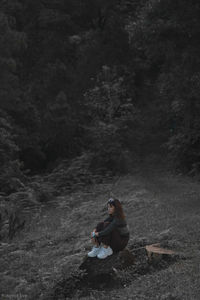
[[0, 0, 200, 298], [1, 0, 200, 185]]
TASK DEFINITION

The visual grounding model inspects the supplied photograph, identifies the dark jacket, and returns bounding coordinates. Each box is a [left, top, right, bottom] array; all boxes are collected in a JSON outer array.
[[98, 214, 129, 238]]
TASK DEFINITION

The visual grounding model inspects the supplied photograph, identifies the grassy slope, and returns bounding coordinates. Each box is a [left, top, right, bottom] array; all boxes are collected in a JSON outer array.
[[1, 161, 200, 299]]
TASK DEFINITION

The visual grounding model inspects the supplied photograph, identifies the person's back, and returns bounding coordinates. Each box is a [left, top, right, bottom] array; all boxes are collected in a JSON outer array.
[[103, 214, 129, 238]]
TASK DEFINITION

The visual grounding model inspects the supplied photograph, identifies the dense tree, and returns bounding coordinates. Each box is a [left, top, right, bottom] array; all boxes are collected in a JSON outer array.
[[128, 0, 200, 171], [0, 0, 200, 177]]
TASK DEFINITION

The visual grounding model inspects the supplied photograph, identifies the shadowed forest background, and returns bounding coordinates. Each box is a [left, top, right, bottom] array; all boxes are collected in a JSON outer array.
[[1, 0, 200, 299], [1, 0, 200, 184]]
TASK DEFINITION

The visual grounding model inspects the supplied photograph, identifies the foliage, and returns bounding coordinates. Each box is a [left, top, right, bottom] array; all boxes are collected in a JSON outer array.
[[83, 66, 142, 173], [127, 0, 200, 172], [0, 110, 27, 194], [0, 0, 200, 176], [0, 110, 18, 164]]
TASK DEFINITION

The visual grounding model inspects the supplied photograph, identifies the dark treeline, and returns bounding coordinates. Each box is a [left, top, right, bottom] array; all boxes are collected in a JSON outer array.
[[1, 0, 200, 191]]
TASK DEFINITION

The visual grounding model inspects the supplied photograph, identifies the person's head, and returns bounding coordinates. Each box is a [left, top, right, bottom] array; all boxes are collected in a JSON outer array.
[[107, 198, 125, 220]]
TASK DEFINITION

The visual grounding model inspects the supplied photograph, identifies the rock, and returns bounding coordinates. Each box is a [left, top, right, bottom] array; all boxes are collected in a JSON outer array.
[[78, 248, 137, 292], [79, 248, 135, 277], [50, 249, 136, 299], [50, 242, 180, 299]]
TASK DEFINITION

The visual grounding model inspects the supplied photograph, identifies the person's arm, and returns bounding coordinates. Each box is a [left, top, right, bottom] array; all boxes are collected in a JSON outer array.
[[97, 218, 118, 237]]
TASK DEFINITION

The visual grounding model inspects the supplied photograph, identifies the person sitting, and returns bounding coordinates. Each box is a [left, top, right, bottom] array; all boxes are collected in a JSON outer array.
[[88, 198, 130, 259]]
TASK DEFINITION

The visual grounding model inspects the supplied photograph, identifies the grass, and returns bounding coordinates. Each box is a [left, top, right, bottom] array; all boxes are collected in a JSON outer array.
[[1, 162, 200, 299]]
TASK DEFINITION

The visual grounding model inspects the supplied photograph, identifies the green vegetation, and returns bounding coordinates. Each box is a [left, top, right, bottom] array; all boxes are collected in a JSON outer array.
[[0, 0, 199, 182]]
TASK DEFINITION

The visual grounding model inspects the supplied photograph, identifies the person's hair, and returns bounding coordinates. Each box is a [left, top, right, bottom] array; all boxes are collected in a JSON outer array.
[[107, 198, 125, 220]]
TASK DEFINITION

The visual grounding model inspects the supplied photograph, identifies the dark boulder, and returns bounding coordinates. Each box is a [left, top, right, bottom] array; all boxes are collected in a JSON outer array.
[[80, 248, 135, 276], [50, 249, 137, 300], [48, 243, 179, 300]]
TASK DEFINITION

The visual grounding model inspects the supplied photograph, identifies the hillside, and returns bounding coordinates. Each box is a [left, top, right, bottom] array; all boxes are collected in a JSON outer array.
[[1, 160, 200, 299]]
